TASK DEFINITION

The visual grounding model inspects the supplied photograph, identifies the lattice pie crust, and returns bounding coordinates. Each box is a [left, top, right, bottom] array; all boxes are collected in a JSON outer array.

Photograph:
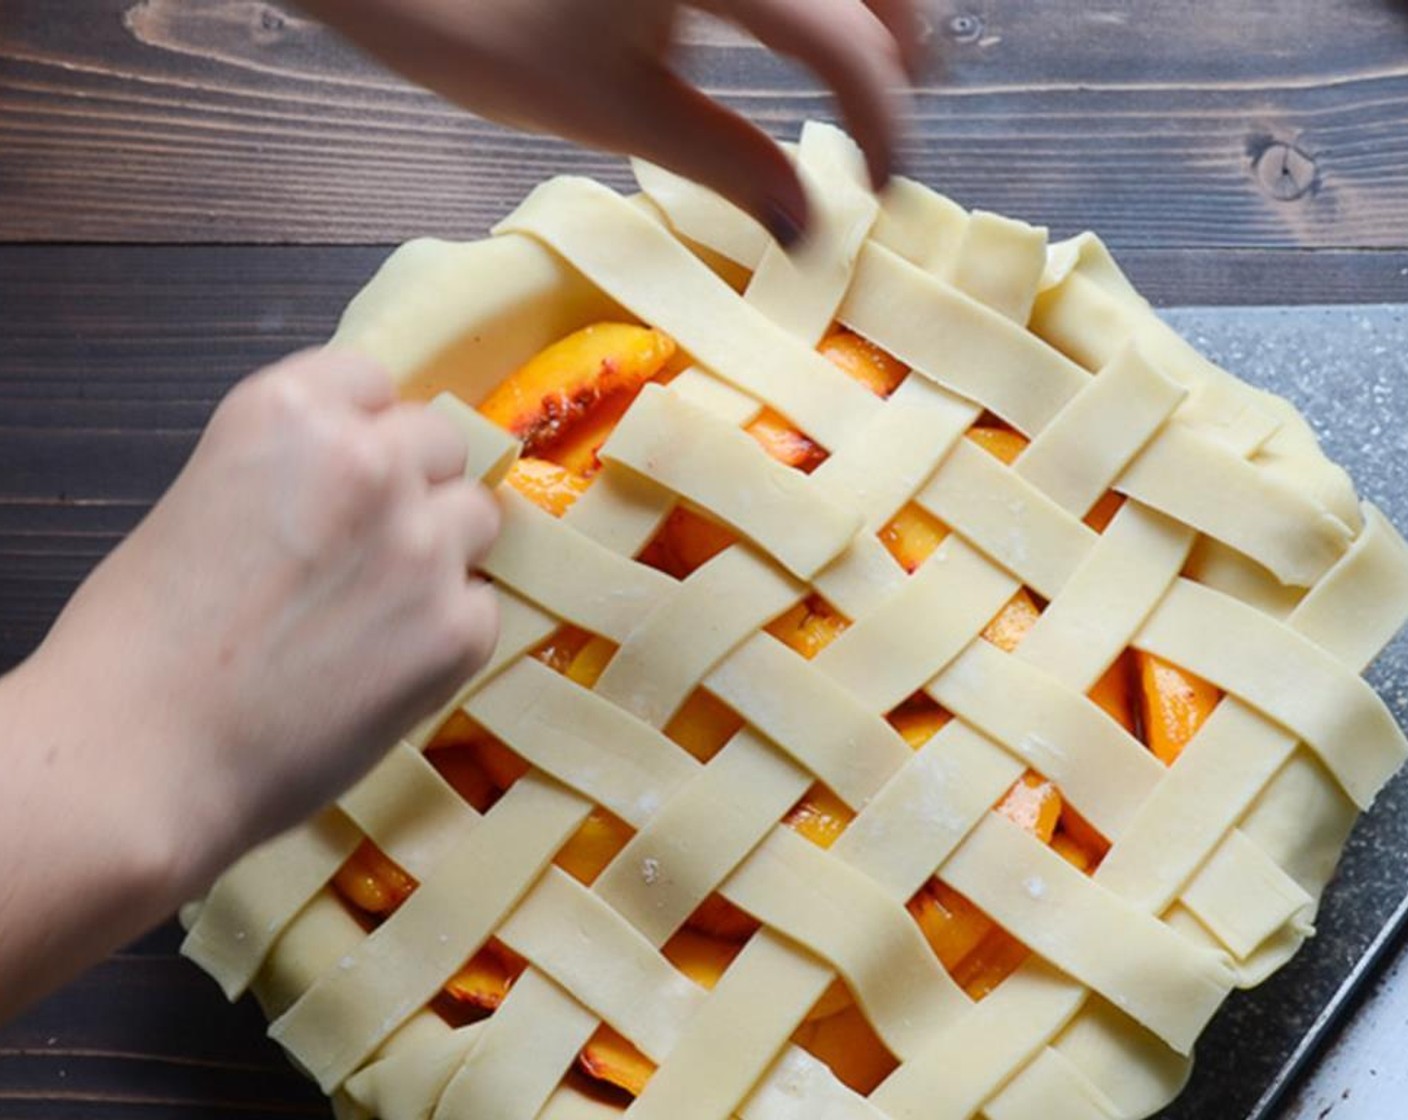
[[181, 123, 1408, 1120]]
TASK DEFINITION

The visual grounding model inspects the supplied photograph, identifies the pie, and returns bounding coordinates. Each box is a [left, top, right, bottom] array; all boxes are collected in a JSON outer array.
[[181, 122, 1408, 1120]]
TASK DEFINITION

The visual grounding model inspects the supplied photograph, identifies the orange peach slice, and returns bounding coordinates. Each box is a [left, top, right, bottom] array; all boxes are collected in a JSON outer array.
[[1135, 651, 1221, 765], [686, 893, 760, 941], [662, 928, 745, 989], [533, 625, 595, 675], [580, 1026, 655, 1097], [764, 595, 849, 660], [425, 744, 497, 812], [565, 634, 617, 688], [333, 840, 417, 917], [443, 940, 526, 1011], [506, 457, 591, 517], [746, 409, 827, 472], [473, 735, 531, 792], [878, 503, 949, 575], [638, 507, 738, 580], [664, 689, 744, 764], [817, 329, 909, 398], [951, 926, 1031, 1001], [791, 1004, 897, 1095], [982, 588, 1041, 653], [1089, 650, 1136, 733], [784, 783, 853, 850], [1057, 803, 1110, 867], [888, 696, 953, 750], [478, 323, 676, 454], [966, 425, 1028, 466], [995, 773, 1062, 844], [908, 882, 994, 972], [555, 808, 634, 886]]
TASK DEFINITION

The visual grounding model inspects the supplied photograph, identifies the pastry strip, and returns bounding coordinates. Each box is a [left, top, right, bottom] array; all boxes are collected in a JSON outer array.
[[595, 546, 802, 728], [601, 386, 862, 579], [705, 634, 913, 809], [465, 658, 699, 828], [181, 809, 360, 999], [942, 814, 1234, 1052], [497, 176, 880, 449], [269, 776, 590, 1091], [1136, 578, 1408, 807], [721, 826, 965, 1057], [914, 438, 1098, 600], [929, 640, 1163, 840]]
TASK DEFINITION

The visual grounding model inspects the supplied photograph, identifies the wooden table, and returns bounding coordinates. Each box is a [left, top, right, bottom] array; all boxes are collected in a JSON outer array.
[[4, 2, 1408, 1117]]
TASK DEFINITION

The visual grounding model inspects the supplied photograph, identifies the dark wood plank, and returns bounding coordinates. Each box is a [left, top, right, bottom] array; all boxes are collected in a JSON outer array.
[[0, 244, 382, 667], [2, 241, 1406, 667], [7, 1, 1408, 247], [0, 954, 327, 1119]]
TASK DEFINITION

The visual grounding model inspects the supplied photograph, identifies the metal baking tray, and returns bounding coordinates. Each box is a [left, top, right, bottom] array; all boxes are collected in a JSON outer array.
[[1151, 305, 1408, 1120]]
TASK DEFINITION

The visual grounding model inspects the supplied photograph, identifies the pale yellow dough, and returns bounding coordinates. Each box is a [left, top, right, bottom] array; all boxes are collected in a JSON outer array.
[[181, 122, 1408, 1120]]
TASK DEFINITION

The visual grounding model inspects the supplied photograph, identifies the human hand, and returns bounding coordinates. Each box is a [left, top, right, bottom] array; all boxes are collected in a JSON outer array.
[[298, 0, 923, 242], [30, 347, 500, 884]]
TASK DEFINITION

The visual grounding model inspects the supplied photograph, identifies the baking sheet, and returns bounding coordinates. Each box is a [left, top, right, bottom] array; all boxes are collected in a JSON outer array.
[[1151, 305, 1408, 1120]]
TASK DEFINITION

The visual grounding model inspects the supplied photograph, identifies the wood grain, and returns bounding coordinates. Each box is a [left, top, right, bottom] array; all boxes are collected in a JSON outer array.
[[6, 1, 1408, 248]]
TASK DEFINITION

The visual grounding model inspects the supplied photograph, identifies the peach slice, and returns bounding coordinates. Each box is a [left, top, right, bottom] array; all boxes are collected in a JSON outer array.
[[995, 773, 1062, 844], [966, 424, 1028, 467], [1089, 650, 1136, 733], [662, 928, 746, 989], [664, 689, 744, 764], [764, 595, 849, 660], [443, 940, 527, 1011], [506, 457, 591, 517], [879, 503, 949, 575], [1057, 803, 1110, 867], [784, 783, 853, 851], [817, 328, 909, 398], [425, 744, 497, 813], [888, 694, 953, 750], [791, 1004, 897, 1095], [580, 1026, 655, 1097], [746, 409, 827, 472], [638, 507, 738, 581], [533, 625, 595, 675], [982, 588, 1041, 653], [951, 926, 1032, 1001], [478, 323, 676, 455], [473, 735, 531, 792], [333, 840, 417, 917], [686, 894, 760, 941], [555, 808, 634, 886], [1136, 651, 1221, 765], [908, 882, 995, 972]]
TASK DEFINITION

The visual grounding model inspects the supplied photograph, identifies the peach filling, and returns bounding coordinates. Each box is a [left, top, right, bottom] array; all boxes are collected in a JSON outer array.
[[332, 321, 1224, 1097]]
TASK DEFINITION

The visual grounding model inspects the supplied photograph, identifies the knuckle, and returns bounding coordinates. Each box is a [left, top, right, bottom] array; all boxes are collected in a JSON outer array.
[[332, 426, 392, 496]]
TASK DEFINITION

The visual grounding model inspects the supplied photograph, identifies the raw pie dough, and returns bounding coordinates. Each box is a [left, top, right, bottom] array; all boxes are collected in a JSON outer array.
[[181, 123, 1408, 1120]]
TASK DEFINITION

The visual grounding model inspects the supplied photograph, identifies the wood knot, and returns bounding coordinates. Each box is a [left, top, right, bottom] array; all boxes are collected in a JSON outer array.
[[947, 13, 985, 43], [1252, 140, 1317, 202], [254, 3, 289, 42]]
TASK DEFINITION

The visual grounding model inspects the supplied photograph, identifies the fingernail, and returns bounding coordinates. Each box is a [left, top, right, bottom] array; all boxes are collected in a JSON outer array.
[[764, 199, 806, 249]]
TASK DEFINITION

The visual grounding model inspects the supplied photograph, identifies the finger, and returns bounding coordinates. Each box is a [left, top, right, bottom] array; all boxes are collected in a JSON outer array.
[[713, 0, 910, 190], [288, 346, 398, 413], [607, 62, 810, 245], [451, 579, 501, 682], [375, 403, 469, 485], [430, 479, 502, 569], [862, 0, 928, 79]]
